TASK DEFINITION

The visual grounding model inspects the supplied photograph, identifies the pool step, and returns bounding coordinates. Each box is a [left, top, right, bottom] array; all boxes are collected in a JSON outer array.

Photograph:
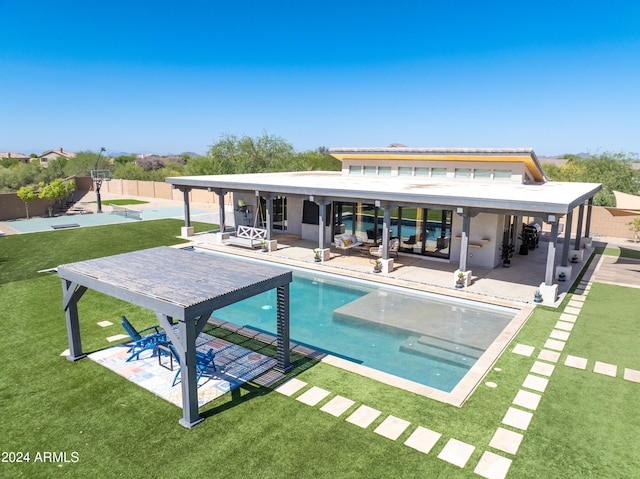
[[400, 335, 482, 368]]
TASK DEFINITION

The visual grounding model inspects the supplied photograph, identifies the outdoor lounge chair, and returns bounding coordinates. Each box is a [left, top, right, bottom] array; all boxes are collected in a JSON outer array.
[[370, 238, 400, 259], [121, 315, 167, 362], [167, 343, 217, 387]]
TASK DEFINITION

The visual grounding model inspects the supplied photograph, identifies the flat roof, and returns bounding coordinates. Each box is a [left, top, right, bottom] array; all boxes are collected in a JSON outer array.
[[167, 171, 601, 215]]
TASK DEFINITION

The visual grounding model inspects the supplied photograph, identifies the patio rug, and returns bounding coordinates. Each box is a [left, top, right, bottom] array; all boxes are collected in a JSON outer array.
[[89, 332, 277, 408]]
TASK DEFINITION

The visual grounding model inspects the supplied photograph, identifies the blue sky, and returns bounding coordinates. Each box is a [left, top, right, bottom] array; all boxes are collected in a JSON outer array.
[[1, 1, 639, 157]]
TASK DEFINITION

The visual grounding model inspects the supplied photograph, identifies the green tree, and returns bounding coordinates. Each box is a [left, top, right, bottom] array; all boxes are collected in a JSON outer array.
[[64, 150, 109, 177], [206, 132, 295, 174], [628, 218, 640, 243], [39, 156, 68, 183], [38, 178, 74, 217], [16, 185, 37, 219], [543, 152, 639, 206]]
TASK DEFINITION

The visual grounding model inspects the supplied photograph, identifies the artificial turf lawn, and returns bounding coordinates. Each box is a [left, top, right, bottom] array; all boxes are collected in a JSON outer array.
[[1, 224, 639, 478]]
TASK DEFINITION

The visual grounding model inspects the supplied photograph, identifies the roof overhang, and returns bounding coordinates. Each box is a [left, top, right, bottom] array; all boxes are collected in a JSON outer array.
[[167, 171, 601, 216]]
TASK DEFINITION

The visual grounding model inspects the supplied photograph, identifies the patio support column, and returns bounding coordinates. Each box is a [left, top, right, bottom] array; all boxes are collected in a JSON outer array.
[[561, 211, 573, 267], [459, 210, 470, 272], [545, 222, 559, 285], [378, 201, 390, 260], [275, 284, 292, 373], [263, 192, 273, 240], [574, 203, 585, 251], [182, 188, 191, 228], [61, 279, 88, 361], [585, 197, 594, 238], [315, 197, 330, 249], [213, 189, 226, 233]]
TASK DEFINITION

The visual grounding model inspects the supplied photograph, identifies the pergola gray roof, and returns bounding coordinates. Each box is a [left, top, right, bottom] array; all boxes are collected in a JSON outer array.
[[166, 171, 601, 215], [58, 246, 292, 428]]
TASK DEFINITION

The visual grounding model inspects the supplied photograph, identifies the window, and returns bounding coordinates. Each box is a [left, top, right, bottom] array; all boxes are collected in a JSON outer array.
[[349, 165, 361, 175], [398, 167, 413, 176], [431, 168, 447, 178], [494, 169, 512, 180], [363, 166, 377, 175], [414, 167, 429, 177], [454, 168, 471, 179], [378, 166, 391, 176], [474, 169, 491, 179]]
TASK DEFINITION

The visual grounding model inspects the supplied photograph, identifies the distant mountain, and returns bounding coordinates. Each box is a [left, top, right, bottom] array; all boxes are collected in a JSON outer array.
[[106, 151, 203, 158]]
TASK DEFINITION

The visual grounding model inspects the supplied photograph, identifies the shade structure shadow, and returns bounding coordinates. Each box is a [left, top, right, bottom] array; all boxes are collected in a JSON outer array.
[[89, 332, 277, 409]]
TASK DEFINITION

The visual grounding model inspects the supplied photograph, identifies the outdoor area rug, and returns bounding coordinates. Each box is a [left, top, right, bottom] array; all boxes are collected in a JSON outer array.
[[89, 332, 277, 408]]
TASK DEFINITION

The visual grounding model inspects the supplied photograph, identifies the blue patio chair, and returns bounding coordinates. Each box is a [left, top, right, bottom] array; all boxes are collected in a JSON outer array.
[[167, 343, 216, 387], [121, 315, 167, 362]]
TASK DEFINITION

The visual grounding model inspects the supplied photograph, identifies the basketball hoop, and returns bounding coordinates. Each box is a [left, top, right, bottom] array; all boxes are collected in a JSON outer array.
[[91, 147, 109, 213]]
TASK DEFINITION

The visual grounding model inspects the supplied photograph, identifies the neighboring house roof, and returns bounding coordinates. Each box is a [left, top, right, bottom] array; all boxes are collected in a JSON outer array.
[[329, 147, 548, 183], [0, 151, 30, 160], [39, 148, 76, 160]]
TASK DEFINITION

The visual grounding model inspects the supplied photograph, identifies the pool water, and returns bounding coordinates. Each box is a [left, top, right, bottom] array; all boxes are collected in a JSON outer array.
[[199, 250, 517, 393]]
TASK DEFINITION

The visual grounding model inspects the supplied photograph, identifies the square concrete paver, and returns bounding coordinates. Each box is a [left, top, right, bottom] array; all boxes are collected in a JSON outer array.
[[550, 329, 570, 341], [564, 306, 582, 316], [567, 300, 584, 309], [474, 451, 513, 479], [513, 389, 542, 411], [97, 320, 113, 327], [320, 395, 355, 417], [374, 415, 411, 440], [554, 321, 574, 332], [564, 355, 588, 369], [543, 339, 566, 352], [274, 378, 307, 396], [106, 333, 129, 342], [346, 405, 381, 428], [404, 426, 442, 454], [296, 386, 331, 406], [593, 361, 617, 377], [571, 294, 586, 302], [537, 349, 561, 363], [502, 407, 534, 431], [522, 374, 549, 393], [489, 427, 524, 455], [623, 368, 640, 383], [512, 343, 535, 357], [437, 438, 476, 468], [530, 361, 555, 377], [559, 313, 578, 323]]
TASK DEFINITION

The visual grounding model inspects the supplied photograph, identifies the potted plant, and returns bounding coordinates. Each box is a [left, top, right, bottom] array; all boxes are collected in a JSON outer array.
[[261, 240, 268, 252], [558, 271, 566, 282], [534, 290, 543, 303], [500, 239, 513, 267], [373, 259, 382, 273], [571, 254, 578, 263], [313, 248, 321, 262], [455, 271, 465, 288]]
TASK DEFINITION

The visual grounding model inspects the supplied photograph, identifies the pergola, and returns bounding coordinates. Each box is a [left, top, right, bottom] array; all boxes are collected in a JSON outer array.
[[58, 246, 293, 428]]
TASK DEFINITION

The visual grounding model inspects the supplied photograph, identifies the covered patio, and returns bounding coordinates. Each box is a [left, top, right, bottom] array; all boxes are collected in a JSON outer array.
[[58, 246, 293, 428]]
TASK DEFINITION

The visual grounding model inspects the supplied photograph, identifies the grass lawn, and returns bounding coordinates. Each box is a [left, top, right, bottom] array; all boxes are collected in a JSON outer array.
[[100, 199, 149, 206], [1, 223, 639, 478]]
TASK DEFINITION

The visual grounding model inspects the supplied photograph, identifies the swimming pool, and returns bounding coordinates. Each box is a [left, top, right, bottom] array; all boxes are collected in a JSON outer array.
[[193, 248, 518, 394]]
